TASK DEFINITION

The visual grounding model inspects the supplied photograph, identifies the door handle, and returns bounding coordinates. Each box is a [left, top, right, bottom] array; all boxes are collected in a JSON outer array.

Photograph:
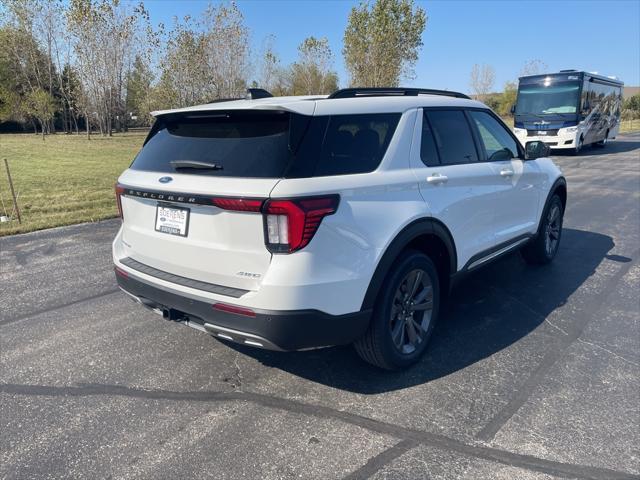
[[426, 173, 448, 185], [500, 169, 514, 177]]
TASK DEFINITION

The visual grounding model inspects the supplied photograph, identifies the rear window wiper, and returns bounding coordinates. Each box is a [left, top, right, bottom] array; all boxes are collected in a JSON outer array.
[[170, 160, 223, 170]]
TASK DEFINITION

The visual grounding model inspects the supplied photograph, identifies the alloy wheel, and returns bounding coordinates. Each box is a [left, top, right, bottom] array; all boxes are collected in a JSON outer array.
[[545, 204, 561, 257], [389, 269, 434, 354]]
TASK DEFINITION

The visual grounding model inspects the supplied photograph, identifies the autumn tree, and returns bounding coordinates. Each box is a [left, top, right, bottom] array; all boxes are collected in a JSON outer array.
[[469, 64, 495, 100], [159, 2, 250, 107], [67, 0, 145, 135], [126, 55, 154, 126], [498, 81, 518, 117], [291, 37, 338, 95], [343, 0, 426, 87], [25, 88, 56, 139]]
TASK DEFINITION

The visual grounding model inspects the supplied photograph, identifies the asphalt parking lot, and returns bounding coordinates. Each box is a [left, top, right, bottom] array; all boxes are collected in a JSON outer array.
[[1, 134, 639, 480]]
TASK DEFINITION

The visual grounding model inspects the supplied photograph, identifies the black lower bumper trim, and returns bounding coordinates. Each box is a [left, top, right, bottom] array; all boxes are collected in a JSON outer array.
[[116, 270, 371, 351]]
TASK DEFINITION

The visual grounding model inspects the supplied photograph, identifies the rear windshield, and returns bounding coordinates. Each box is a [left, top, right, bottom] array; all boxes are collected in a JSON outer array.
[[131, 110, 401, 178]]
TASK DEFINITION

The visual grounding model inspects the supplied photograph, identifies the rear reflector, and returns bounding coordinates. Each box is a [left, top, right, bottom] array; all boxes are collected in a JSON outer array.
[[114, 266, 129, 279], [211, 198, 263, 212], [263, 195, 339, 253], [213, 302, 256, 317]]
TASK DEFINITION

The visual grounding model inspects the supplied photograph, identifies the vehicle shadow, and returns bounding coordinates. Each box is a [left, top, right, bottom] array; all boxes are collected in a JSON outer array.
[[226, 228, 615, 394]]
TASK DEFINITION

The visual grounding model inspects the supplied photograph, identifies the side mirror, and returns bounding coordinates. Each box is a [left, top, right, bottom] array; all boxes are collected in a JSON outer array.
[[510, 104, 516, 115], [525, 140, 550, 160]]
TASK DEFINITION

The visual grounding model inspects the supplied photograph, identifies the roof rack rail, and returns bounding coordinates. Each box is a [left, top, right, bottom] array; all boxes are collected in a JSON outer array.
[[327, 87, 471, 100]]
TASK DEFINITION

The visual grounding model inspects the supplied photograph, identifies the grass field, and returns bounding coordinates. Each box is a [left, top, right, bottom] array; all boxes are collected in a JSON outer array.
[[0, 132, 144, 236]]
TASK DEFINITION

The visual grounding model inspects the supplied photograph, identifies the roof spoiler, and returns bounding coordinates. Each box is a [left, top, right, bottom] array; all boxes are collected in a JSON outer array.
[[327, 87, 470, 100]]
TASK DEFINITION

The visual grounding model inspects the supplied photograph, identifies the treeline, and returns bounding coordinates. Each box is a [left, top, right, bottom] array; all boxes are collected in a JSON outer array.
[[0, 0, 426, 138]]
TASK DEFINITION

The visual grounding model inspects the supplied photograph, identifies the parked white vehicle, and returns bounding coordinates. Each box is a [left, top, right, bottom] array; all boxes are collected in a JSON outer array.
[[512, 70, 623, 154], [113, 87, 567, 370]]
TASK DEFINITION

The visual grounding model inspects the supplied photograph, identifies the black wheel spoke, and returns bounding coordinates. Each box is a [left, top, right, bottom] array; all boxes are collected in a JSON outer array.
[[388, 267, 434, 355], [411, 299, 433, 311]]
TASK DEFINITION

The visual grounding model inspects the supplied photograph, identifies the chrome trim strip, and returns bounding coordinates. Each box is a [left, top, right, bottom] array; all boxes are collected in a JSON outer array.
[[203, 322, 283, 351], [468, 238, 529, 270]]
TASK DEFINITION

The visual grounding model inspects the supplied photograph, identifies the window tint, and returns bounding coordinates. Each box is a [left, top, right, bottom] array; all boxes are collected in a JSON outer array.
[[469, 111, 519, 161], [420, 113, 440, 166], [425, 110, 477, 165], [303, 113, 401, 177], [132, 111, 400, 179], [131, 111, 294, 178]]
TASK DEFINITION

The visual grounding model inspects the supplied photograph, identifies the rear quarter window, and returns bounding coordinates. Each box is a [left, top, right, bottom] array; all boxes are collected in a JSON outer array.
[[292, 113, 401, 177]]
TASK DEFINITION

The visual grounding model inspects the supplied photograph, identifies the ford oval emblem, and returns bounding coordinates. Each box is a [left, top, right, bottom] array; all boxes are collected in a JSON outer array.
[[158, 176, 173, 184]]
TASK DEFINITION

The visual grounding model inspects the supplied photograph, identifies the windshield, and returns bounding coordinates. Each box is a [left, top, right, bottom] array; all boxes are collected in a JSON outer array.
[[515, 82, 580, 115]]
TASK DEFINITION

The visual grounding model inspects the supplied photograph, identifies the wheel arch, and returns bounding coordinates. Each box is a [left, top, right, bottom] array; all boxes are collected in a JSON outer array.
[[360, 218, 457, 311], [537, 176, 567, 232]]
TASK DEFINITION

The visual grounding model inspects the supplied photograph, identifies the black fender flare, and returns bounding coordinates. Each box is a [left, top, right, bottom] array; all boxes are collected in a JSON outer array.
[[360, 218, 457, 311]]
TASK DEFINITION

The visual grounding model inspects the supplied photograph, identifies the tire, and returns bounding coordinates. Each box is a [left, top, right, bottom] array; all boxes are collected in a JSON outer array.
[[354, 250, 440, 370], [521, 194, 564, 265], [571, 135, 584, 155], [595, 130, 609, 148]]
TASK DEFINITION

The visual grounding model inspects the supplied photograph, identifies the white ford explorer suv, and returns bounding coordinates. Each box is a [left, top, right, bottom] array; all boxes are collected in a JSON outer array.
[[113, 87, 566, 370]]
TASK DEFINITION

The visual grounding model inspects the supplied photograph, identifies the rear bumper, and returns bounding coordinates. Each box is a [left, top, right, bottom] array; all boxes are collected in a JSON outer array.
[[115, 268, 371, 351]]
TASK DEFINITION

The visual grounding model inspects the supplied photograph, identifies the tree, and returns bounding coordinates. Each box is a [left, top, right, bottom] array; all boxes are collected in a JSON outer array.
[[159, 2, 250, 107], [291, 37, 338, 95], [60, 63, 83, 133], [343, 0, 426, 87], [25, 88, 56, 139], [256, 35, 280, 92], [125, 55, 154, 126], [469, 64, 495, 100], [624, 93, 640, 113], [498, 81, 518, 117], [0, 25, 52, 129], [67, 0, 145, 135]]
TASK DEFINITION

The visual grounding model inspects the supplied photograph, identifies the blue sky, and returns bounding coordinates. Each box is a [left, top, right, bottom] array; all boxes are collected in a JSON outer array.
[[143, 0, 640, 92]]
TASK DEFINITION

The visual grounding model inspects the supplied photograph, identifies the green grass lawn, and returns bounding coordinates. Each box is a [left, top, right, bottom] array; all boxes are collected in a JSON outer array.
[[0, 132, 145, 236]]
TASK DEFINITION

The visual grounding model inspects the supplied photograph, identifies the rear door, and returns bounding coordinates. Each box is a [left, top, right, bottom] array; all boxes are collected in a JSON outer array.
[[117, 110, 294, 292], [412, 109, 503, 269]]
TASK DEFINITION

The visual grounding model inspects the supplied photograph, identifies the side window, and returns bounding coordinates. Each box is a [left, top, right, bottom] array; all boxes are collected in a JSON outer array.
[[425, 110, 478, 165], [469, 111, 519, 161], [311, 113, 401, 177], [420, 112, 440, 166]]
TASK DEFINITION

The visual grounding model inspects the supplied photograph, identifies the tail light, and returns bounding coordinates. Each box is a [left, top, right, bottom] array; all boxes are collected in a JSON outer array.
[[115, 183, 125, 219], [211, 198, 263, 212], [263, 195, 339, 253]]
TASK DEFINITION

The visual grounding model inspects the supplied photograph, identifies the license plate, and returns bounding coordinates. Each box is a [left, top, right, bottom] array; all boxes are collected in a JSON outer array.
[[537, 131, 548, 135], [155, 204, 190, 237]]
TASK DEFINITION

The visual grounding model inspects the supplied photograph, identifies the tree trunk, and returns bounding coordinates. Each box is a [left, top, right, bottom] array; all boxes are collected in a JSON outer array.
[[85, 111, 91, 140]]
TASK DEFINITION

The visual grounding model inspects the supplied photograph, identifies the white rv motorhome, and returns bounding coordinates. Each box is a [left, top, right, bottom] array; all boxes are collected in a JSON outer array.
[[512, 70, 623, 153]]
